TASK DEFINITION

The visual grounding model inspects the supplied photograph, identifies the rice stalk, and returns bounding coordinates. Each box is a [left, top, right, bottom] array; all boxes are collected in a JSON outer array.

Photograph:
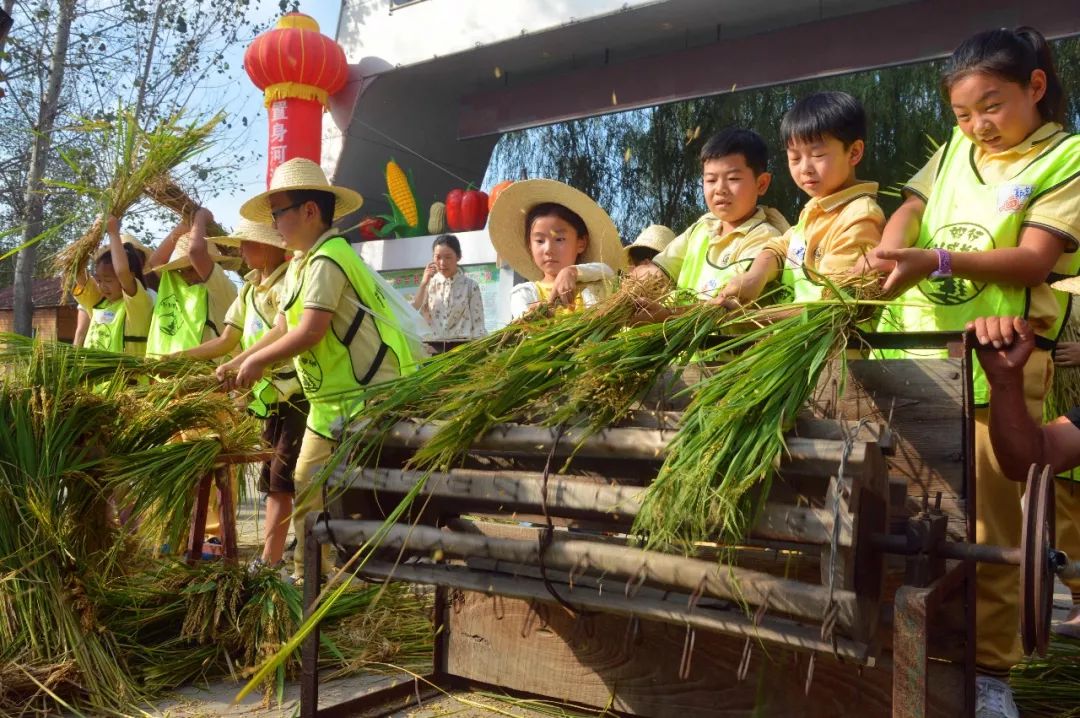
[[633, 286, 877, 552], [1012, 635, 1080, 717], [49, 108, 223, 293]]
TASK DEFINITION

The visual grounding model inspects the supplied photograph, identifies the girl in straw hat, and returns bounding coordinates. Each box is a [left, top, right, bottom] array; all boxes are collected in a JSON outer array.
[[72, 215, 154, 355], [488, 178, 626, 320], [218, 157, 419, 583], [184, 219, 308, 570], [144, 208, 238, 359]]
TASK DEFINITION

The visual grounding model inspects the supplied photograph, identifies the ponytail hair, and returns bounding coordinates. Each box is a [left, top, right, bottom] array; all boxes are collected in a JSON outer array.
[[942, 26, 1066, 125]]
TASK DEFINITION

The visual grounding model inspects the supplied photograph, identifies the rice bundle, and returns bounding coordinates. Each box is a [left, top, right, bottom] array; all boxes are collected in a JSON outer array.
[[50, 108, 223, 292], [633, 290, 875, 552]]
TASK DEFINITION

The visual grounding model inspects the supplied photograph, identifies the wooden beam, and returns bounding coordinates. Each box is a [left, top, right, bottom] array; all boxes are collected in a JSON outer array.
[[314, 520, 861, 634]]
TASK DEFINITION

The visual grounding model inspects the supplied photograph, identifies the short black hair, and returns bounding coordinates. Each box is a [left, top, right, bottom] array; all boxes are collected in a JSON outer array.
[[433, 234, 462, 259], [285, 189, 336, 227], [780, 91, 867, 148], [700, 128, 769, 175]]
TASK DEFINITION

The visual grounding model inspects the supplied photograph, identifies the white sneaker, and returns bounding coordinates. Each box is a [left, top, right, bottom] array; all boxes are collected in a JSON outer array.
[[975, 675, 1018, 718]]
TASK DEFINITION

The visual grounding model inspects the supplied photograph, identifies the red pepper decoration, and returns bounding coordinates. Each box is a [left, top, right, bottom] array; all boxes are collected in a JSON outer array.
[[445, 188, 489, 231]]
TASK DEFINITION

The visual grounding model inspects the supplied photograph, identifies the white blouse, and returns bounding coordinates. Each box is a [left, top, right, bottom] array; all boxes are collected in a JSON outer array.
[[419, 271, 487, 340]]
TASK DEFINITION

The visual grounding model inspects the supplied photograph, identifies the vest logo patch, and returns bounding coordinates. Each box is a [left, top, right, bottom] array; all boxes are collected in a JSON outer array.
[[86, 323, 109, 350], [99, 310, 117, 324], [297, 350, 323, 392], [997, 184, 1033, 214], [156, 295, 180, 336], [701, 278, 719, 294], [918, 223, 993, 305], [787, 243, 806, 267]]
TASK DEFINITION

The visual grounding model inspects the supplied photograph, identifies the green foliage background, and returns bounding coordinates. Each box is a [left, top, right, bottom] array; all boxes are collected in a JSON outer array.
[[487, 38, 1080, 243]]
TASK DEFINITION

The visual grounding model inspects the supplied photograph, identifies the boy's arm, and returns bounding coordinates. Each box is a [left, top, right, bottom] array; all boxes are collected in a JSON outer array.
[[187, 208, 215, 282], [146, 219, 191, 270], [879, 225, 1065, 297], [216, 314, 287, 380], [105, 215, 137, 297], [715, 249, 782, 305], [233, 309, 332, 389], [183, 325, 241, 360]]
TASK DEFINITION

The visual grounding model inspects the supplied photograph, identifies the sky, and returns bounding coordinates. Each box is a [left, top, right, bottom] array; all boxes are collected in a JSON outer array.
[[203, 2, 341, 228]]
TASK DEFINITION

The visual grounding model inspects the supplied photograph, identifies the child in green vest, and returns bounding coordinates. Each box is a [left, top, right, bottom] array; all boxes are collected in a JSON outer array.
[[72, 216, 154, 355], [633, 129, 789, 307], [183, 219, 307, 569], [716, 93, 883, 306], [863, 28, 1080, 716], [218, 158, 418, 583], [145, 209, 239, 359]]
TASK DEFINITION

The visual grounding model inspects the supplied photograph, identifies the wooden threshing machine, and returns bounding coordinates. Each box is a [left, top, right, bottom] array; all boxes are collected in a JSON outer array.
[[297, 335, 1077, 717]]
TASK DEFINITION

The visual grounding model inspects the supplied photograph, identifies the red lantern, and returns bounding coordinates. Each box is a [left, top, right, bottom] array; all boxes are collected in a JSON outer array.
[[244, 14, 348, 186]]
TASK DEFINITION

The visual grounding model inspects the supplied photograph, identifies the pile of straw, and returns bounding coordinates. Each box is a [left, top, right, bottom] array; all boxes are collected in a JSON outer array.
[[0, 336, 432, 713]]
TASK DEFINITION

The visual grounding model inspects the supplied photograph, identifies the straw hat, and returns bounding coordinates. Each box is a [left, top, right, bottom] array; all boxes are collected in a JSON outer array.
[[488, 178, 626, 282], [210, 219, 287, 249], [152, 232, 241, 273], [93, 232, 153, 262], [239, 158, 363, 224], [627, 224, 676, 257], [1053, 276, 1080, 295]]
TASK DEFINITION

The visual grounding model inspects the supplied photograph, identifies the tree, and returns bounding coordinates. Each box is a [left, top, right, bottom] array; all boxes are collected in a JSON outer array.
[[0, 0, 269, 331], [12, 0, 74, 336]]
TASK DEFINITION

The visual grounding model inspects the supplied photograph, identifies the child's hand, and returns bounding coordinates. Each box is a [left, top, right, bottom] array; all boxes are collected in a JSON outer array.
[[851, 249, 896, 276], [1054, 342, 1080, 368], [216, 359, 241, 390], [630, 261, 666, 282], [106, 215, 121, 237], [549, 266, 579, 306], [233, 356, 266, 390], [967, 316, 1034, 382], [877, 248, 938, 297], [192, 207, 213, 228]]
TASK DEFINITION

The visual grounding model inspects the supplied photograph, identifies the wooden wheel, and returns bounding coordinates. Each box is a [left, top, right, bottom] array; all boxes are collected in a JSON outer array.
[[1020, 464, 1055, 657]]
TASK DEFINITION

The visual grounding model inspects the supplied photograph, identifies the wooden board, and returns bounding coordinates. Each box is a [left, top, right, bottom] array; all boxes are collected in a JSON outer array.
[[444, 591, 964, 718]]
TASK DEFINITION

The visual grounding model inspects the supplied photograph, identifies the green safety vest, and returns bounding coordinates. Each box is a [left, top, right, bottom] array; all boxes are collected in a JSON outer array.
[[877, 126, 1080, 403], [779, 221, 825, 303], [147, 271, 216, 357], [284, 236, 418, 438], [85, 295, 147, 355], [678, 217, 757, 298], [239, 280, 299, 418]]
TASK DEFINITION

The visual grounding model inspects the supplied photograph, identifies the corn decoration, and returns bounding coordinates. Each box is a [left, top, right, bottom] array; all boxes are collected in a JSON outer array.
[[379, 159, 426, 237]]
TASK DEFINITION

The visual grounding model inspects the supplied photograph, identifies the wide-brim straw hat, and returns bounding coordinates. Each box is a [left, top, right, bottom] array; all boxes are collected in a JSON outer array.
[[152, 232, 241, 273], [627, 224, 676, 256], [488, 178, 626, 282], [210, 219, 287, 249], [239, 158, 363, 224], [1052, 276, 1080, 295], [94, 232, 153, 262]]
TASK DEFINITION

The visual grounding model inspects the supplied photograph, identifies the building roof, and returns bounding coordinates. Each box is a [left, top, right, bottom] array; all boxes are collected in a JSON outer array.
[[0, 277, 77, 310]]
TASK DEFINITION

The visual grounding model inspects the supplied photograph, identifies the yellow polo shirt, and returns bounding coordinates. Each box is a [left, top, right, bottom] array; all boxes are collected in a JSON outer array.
[[764, 181, 884, 276], [73, 279, 154, 355], [653, 206, 790, 288], [224, 263, 290, 333], [904, 122, 1080, 336]]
